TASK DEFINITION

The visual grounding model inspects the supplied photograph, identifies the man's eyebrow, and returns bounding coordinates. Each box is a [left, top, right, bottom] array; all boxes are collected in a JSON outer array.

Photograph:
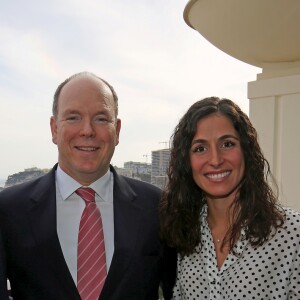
[[63, 109, 80, 115]]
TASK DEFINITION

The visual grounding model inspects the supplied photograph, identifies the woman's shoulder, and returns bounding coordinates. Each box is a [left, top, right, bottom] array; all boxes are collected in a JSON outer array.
[[278, 207, 300, 239], [258, 207, 300, 256], [283, 206, 300, 225]]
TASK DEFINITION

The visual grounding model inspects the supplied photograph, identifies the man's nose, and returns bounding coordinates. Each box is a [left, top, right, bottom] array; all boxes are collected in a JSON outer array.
[[80, 119, 95, 137]]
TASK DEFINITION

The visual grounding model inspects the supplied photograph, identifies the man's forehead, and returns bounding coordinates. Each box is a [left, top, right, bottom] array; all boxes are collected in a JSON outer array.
[[62, 75, 110, 94]]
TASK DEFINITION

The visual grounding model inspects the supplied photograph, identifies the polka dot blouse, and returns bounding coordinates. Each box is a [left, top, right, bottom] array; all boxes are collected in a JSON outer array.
[[172, 207, 300, 299]]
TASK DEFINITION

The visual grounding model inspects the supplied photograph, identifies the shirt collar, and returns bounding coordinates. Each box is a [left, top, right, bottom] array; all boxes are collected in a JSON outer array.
[[201, 204, 208, 224], [56, 165, 113, 203]]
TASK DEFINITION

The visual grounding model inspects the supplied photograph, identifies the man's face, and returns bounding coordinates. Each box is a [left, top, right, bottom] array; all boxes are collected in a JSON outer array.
[[50, 75, 121, 185]]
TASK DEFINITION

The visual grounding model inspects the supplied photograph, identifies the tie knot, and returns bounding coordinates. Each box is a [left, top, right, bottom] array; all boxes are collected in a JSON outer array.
[[76, 188, 95, 205]]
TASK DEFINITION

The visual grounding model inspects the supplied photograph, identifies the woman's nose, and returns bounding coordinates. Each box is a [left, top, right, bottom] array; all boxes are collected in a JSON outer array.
[[209, 147, 224, 167]]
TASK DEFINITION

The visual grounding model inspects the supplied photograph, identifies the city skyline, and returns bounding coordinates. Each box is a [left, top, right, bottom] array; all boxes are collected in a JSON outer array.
[[0, 148, 169, 188]]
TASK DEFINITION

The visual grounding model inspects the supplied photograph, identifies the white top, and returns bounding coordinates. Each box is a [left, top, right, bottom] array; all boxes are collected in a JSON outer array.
[[172, 206, 300, 300], [55, 166, 114, 284]]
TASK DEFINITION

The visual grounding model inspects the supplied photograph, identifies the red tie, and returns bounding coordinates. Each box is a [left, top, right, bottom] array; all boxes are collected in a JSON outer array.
[[76, 188, 107, 300]]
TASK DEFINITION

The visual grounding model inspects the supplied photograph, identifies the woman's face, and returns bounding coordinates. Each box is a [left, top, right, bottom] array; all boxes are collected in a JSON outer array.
[[189, 113, 245, 203]]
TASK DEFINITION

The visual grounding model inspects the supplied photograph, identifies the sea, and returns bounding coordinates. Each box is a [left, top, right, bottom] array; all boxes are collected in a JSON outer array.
[[0, 179, 6, 188]]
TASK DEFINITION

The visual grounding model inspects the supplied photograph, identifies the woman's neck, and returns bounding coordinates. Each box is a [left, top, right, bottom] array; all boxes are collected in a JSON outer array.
[[206, 197, 234, 229]]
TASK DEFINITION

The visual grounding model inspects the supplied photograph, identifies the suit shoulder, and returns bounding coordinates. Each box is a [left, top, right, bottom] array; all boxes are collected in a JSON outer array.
[[1, 174, 44, 195], [0, 170, 54, 206]]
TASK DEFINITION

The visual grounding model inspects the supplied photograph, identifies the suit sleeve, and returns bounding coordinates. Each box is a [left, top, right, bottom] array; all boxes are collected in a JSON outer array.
[[160, 244, 177, 300], [0, 230, 9, 300]]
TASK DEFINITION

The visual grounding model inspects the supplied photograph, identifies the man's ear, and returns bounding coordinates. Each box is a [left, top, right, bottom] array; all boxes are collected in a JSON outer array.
[[50, 116, 58, 145], [115, 118, 121, 146]]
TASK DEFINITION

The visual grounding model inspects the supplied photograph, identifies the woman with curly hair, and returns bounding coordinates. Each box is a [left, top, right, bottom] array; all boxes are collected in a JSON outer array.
[[160, 97, 300, 299]]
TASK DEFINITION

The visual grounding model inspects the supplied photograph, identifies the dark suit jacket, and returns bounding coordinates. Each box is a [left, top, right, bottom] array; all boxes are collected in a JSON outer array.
[[0, 165, 176, 300], [0, 231, 9, 300]]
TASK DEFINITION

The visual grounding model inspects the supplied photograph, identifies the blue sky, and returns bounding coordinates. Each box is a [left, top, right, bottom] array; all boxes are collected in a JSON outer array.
[[0, 0, 260, 180]]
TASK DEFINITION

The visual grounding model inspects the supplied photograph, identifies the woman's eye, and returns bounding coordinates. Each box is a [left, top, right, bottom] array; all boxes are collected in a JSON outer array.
[[222, 141, 235, 148], [193, 145, 206, 153]]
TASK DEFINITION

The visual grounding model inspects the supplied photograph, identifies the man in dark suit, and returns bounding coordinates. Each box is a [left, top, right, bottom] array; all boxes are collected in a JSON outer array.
[[0, 72, 175, 300]]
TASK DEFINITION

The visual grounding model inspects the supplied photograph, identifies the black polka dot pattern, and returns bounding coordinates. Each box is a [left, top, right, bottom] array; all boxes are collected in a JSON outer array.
[[172, 207, 300, 299]]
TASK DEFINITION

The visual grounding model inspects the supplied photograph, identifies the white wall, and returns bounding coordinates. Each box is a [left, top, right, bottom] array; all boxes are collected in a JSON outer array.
[[249, 73, 300, 211]]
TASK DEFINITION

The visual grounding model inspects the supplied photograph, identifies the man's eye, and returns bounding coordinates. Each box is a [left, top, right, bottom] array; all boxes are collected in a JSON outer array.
[[94, 117, 109, 124], [66, 115, 80, 122]]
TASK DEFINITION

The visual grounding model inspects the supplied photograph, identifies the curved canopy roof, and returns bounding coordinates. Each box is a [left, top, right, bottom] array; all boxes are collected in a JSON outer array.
[[184, 0, 300, 67]]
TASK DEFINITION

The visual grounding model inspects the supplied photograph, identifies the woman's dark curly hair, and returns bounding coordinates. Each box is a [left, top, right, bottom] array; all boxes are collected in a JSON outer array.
[[159, 97, 285, 256]]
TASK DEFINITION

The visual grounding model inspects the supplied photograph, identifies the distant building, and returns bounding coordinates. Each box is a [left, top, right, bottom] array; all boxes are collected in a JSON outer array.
[[115, 161, 152, 183], [114, 166, 134, 178], [124, 161, 151, 175], [4, 167, 50, 188], [151, 149, 170, 189]]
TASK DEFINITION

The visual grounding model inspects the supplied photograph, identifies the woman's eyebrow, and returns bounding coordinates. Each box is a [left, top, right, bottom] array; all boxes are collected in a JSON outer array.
[[191, 134, 239, 145], [219, 134, 239, 140]]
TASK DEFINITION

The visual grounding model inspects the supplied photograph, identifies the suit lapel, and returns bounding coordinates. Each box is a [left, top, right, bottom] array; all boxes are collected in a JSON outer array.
[[28, 166, 80, 298], [100, 167, 143, 298]]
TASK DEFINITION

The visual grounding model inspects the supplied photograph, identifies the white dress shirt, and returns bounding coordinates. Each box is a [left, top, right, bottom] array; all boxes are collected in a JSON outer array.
[[55, 166, 114, 284], [172, 206, 300, 299]]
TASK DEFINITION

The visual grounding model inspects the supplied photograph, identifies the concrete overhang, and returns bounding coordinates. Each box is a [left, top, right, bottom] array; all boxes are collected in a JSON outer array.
[[184, 0, 300, 67]]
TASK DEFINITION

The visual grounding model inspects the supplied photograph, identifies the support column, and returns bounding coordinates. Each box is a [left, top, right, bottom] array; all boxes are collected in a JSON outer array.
[[248, 69, 300, 210]]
